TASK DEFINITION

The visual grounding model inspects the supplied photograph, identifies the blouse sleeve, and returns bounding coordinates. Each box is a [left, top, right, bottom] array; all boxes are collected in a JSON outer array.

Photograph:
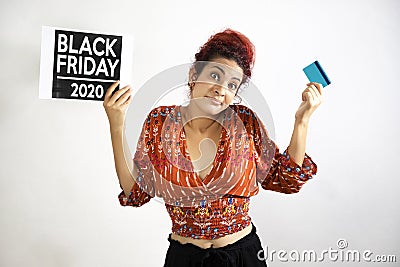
[[118, 110, 156, 207], [250, 109, 318, 194]]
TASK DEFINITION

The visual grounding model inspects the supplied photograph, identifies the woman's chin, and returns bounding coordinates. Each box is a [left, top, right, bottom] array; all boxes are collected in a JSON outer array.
[[188, 98, 221, 115], [201, 103, 228, 116]]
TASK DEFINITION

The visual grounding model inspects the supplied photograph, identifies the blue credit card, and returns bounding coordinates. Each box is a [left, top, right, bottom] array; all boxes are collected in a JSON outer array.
[[303, 61, 331, 87]]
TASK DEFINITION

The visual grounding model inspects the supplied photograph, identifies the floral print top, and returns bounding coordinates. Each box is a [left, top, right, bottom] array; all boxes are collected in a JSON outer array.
[[118, 104, 317, 239]]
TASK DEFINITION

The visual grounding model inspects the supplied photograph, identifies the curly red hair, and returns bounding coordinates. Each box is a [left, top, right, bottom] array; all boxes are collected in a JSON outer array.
[[194, 28, 255, 86]]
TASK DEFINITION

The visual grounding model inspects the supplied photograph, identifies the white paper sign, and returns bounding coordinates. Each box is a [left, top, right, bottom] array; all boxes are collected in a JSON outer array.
[[39, 26, 133, 101]]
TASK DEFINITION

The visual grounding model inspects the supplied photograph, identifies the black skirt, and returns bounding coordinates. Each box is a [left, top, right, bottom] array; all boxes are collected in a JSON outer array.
[[163, 223, 267, 267]]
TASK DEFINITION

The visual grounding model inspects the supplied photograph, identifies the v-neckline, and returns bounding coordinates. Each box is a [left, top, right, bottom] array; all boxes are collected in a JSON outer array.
[[177, 105, 226, 185]]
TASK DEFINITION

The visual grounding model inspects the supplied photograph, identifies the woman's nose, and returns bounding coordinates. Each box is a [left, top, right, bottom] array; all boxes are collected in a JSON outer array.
[[213, 84, 226, 96]]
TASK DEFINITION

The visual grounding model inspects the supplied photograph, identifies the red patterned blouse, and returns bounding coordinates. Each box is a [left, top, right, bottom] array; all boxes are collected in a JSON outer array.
[[118, 104, 317, 240]]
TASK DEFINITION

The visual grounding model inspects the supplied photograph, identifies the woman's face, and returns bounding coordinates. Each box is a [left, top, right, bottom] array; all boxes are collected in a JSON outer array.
[[189, 57, 244, 115]]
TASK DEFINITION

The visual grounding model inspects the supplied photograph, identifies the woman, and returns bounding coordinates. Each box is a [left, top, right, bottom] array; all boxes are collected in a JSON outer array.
[[103, 28, 322, 267]]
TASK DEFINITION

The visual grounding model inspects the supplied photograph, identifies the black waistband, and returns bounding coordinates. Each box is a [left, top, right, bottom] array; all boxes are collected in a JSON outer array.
[[166, 223, 260, 267]]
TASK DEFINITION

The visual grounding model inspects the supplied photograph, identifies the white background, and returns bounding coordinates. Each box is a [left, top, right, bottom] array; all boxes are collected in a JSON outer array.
[[0, 0, 399, 266]]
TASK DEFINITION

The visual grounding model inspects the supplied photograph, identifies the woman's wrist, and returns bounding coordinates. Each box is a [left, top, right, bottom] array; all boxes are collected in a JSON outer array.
[[294, 115, 310, 126], [110, 124, 125, 134]]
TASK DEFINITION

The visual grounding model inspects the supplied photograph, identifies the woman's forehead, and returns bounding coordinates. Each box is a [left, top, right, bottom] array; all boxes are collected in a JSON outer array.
[[202, 59, 244, 79]]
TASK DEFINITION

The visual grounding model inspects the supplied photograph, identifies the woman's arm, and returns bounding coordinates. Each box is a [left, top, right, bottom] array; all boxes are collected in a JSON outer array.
[[287, 82, 323, 165], [110, 127, 139, 197], [103, 81, 137, 196], [287, 119, 309, 166]]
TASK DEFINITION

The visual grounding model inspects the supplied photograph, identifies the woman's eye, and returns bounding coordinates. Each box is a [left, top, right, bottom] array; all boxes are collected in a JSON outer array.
[[210, 72, 219, 81], [228, 83, 238, 90]]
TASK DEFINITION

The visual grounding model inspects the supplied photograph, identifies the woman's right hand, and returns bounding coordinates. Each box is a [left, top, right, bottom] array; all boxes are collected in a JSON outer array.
[[103, 81, 132, 130]]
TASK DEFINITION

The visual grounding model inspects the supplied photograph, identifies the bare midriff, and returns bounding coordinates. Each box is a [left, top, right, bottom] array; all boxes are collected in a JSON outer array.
[[170, 223, 252, 249]]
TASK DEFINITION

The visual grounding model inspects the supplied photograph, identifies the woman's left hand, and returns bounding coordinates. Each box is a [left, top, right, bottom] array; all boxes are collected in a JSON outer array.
[[295, 82, 323, 123]]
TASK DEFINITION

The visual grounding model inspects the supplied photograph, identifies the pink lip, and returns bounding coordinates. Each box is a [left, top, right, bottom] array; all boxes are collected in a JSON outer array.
[[206, 97, 222, 105]]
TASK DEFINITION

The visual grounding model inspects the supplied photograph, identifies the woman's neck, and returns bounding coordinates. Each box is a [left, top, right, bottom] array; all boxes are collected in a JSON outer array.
[[180, 104, 223, 133]]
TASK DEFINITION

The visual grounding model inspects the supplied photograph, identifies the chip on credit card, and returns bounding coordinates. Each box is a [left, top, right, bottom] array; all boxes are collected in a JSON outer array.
[[303, 60, 331, 87]]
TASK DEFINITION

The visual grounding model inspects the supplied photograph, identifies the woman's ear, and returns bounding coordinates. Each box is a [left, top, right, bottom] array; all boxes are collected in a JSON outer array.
[[189, 66, 198, 82]]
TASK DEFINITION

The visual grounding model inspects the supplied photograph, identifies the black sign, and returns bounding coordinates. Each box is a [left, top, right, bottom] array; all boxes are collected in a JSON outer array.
[[52, 30, 122, 101]]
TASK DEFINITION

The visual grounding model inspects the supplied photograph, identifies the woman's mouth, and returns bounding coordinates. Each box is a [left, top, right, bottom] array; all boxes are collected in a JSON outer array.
[[206, 97, 222, 106]]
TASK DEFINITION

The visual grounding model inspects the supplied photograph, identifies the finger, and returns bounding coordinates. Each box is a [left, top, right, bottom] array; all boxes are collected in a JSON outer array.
[[109, 85, 131, 104], [308, 85, 319, 100], [303, 91, 312, 102], [115, 88, 132, 106], [306, 83, 319, 97], [302, 87, 313, 101], [104, 80, 120, 102], [304, 86, 316, 102], [310, 84, 324, 102], [309, 83, 317, 91], [121, 94, 133, 107], [308, 82, 323, 95], [307, 84, 324, 105]]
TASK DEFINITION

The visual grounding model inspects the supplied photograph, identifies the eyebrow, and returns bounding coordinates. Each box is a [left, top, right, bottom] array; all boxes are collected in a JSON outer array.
[[210, 66, 242, 82]]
